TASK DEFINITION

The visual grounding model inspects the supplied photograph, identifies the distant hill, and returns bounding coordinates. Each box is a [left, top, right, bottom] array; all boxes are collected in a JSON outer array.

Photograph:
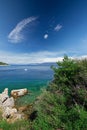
[[11, 62, 57, 66], [0, 62, 8, 65]]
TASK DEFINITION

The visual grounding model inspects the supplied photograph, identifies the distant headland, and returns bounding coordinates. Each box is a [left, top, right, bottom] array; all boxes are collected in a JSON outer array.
[[0, 61, 8, 66]]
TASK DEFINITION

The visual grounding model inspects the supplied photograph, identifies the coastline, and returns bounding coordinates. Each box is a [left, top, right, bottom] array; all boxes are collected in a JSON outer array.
[[0, 64, 10, 66]]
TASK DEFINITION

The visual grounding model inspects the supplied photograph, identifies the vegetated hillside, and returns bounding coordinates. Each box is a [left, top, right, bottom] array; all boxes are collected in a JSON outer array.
[[31, 55, 87, 130], [0, 56, 87, 130], [0, 61, 8, 65]]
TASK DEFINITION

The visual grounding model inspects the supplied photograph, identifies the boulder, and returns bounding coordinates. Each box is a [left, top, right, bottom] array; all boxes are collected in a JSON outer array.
[[11, 88, 28, 98], [0, 88, 28, 122], [3, 88, 8, 95], [7, 113, 24, 123], [0, 88, 9, 103], [2, 107, 17, 119], [2, 97, 15, 109], [18, 106, 28, 112]]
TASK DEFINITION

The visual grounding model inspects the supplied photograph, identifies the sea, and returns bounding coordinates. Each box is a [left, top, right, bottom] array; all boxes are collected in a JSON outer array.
[[0, 63, 55, 105]]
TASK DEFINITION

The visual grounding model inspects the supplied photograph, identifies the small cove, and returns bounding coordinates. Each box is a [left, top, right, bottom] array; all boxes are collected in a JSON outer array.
[[0, 63, 54, 105]]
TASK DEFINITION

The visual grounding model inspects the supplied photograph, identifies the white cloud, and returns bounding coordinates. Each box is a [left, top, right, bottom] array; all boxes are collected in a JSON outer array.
[[8, 16, 37, 43], [43, 57, 63, 62], [44, 34, 48, 39], [0, 51, 65, 64], [78, 55, 87, 59], [54, 24, 62, 31], [1, 50, 86, 65]]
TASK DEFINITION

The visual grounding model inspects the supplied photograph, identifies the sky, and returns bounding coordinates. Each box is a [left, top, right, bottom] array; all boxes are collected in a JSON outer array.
[[0, 0, 87, 64]]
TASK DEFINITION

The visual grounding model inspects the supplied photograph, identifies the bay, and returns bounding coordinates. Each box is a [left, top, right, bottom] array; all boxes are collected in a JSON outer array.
[[0, 63, 54, 105]]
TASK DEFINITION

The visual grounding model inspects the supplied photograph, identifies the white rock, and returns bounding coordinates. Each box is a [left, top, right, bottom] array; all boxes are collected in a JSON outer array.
[[0, 100, 2, 108], [2, 107, 17, 119], [3, 88, 8, 95], [0, 94, 9, 103], [7, 113, 23, 123], [0, 88, 26, 122], [14, 113, 22, 119], [11, 88, 28, 97], [0, 88, 9, 103], [3, 97, 15, 109]]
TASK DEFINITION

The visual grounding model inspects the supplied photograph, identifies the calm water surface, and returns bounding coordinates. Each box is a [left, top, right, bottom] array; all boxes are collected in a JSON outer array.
[[0, 64, 54, 92], [0, 64, 54, 104]]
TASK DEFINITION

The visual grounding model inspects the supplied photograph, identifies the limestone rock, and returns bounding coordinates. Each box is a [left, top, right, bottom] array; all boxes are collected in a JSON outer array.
[[3, 97, 14, 109], [0, 88, 28, 122], [3, 88, 8, 95], [18, 106, 28, 112], [0, 88, 9, 103], [7, 113, 24, 123], [2, 107, 17, 119], [0, 100, 2, 107], [11, 88, 28, 98]]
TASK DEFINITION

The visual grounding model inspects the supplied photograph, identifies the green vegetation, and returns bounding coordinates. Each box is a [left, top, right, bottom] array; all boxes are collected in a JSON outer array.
[[0, 55, 87, 130], [0, 61, 8, 65], [31, 55, 87, 130], [0, 120, 30, 130]]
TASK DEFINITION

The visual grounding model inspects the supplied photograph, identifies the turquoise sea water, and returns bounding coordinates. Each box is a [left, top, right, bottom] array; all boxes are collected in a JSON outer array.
[[0, 64, 54, 105]]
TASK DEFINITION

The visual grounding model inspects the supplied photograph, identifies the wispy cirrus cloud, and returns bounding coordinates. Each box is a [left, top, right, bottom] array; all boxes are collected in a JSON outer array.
[[54, 24, 62, 31], [8, 16, 37, 43]]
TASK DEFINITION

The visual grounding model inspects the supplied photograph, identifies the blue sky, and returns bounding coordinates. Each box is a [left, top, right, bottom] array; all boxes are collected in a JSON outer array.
[[0, 0, 87, 64]]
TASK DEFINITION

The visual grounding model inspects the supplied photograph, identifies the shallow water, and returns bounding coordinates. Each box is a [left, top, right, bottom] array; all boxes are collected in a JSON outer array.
[[0, 64, 54, 104]]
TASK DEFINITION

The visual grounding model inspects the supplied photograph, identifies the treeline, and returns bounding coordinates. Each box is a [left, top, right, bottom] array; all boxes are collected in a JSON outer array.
[[0, 61, 8, 65]]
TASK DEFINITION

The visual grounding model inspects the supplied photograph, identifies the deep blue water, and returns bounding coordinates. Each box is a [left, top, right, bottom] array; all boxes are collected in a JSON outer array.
[[0, 64, 54, 93]]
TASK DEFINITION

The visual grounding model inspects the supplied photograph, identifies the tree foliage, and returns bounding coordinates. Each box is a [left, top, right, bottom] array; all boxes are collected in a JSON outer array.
[[32, 55, 87, 130], [0, 61, 8, 65]]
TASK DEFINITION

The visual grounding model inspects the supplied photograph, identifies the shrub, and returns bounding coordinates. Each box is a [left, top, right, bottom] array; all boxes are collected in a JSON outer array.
[[32, 56, 87, 130]]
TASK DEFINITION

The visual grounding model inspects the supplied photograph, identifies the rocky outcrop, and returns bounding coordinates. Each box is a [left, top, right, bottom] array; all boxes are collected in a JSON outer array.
[[2, 97, 14, 109], [0, 88, 9, 104], [2, 107, 17, 119], [0, 88, 12, 109], [0, 88, 28, 122], [11, 88, 28, 98], [2, 106, 24, 123]]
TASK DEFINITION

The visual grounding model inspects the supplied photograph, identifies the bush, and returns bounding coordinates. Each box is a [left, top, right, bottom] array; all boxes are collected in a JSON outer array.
[[31, 56, 87, 130], [0, 120, 30, 130]]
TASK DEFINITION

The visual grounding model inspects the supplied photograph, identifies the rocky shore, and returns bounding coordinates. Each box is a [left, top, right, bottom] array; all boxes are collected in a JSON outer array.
[[0, 88, 29, 123]]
